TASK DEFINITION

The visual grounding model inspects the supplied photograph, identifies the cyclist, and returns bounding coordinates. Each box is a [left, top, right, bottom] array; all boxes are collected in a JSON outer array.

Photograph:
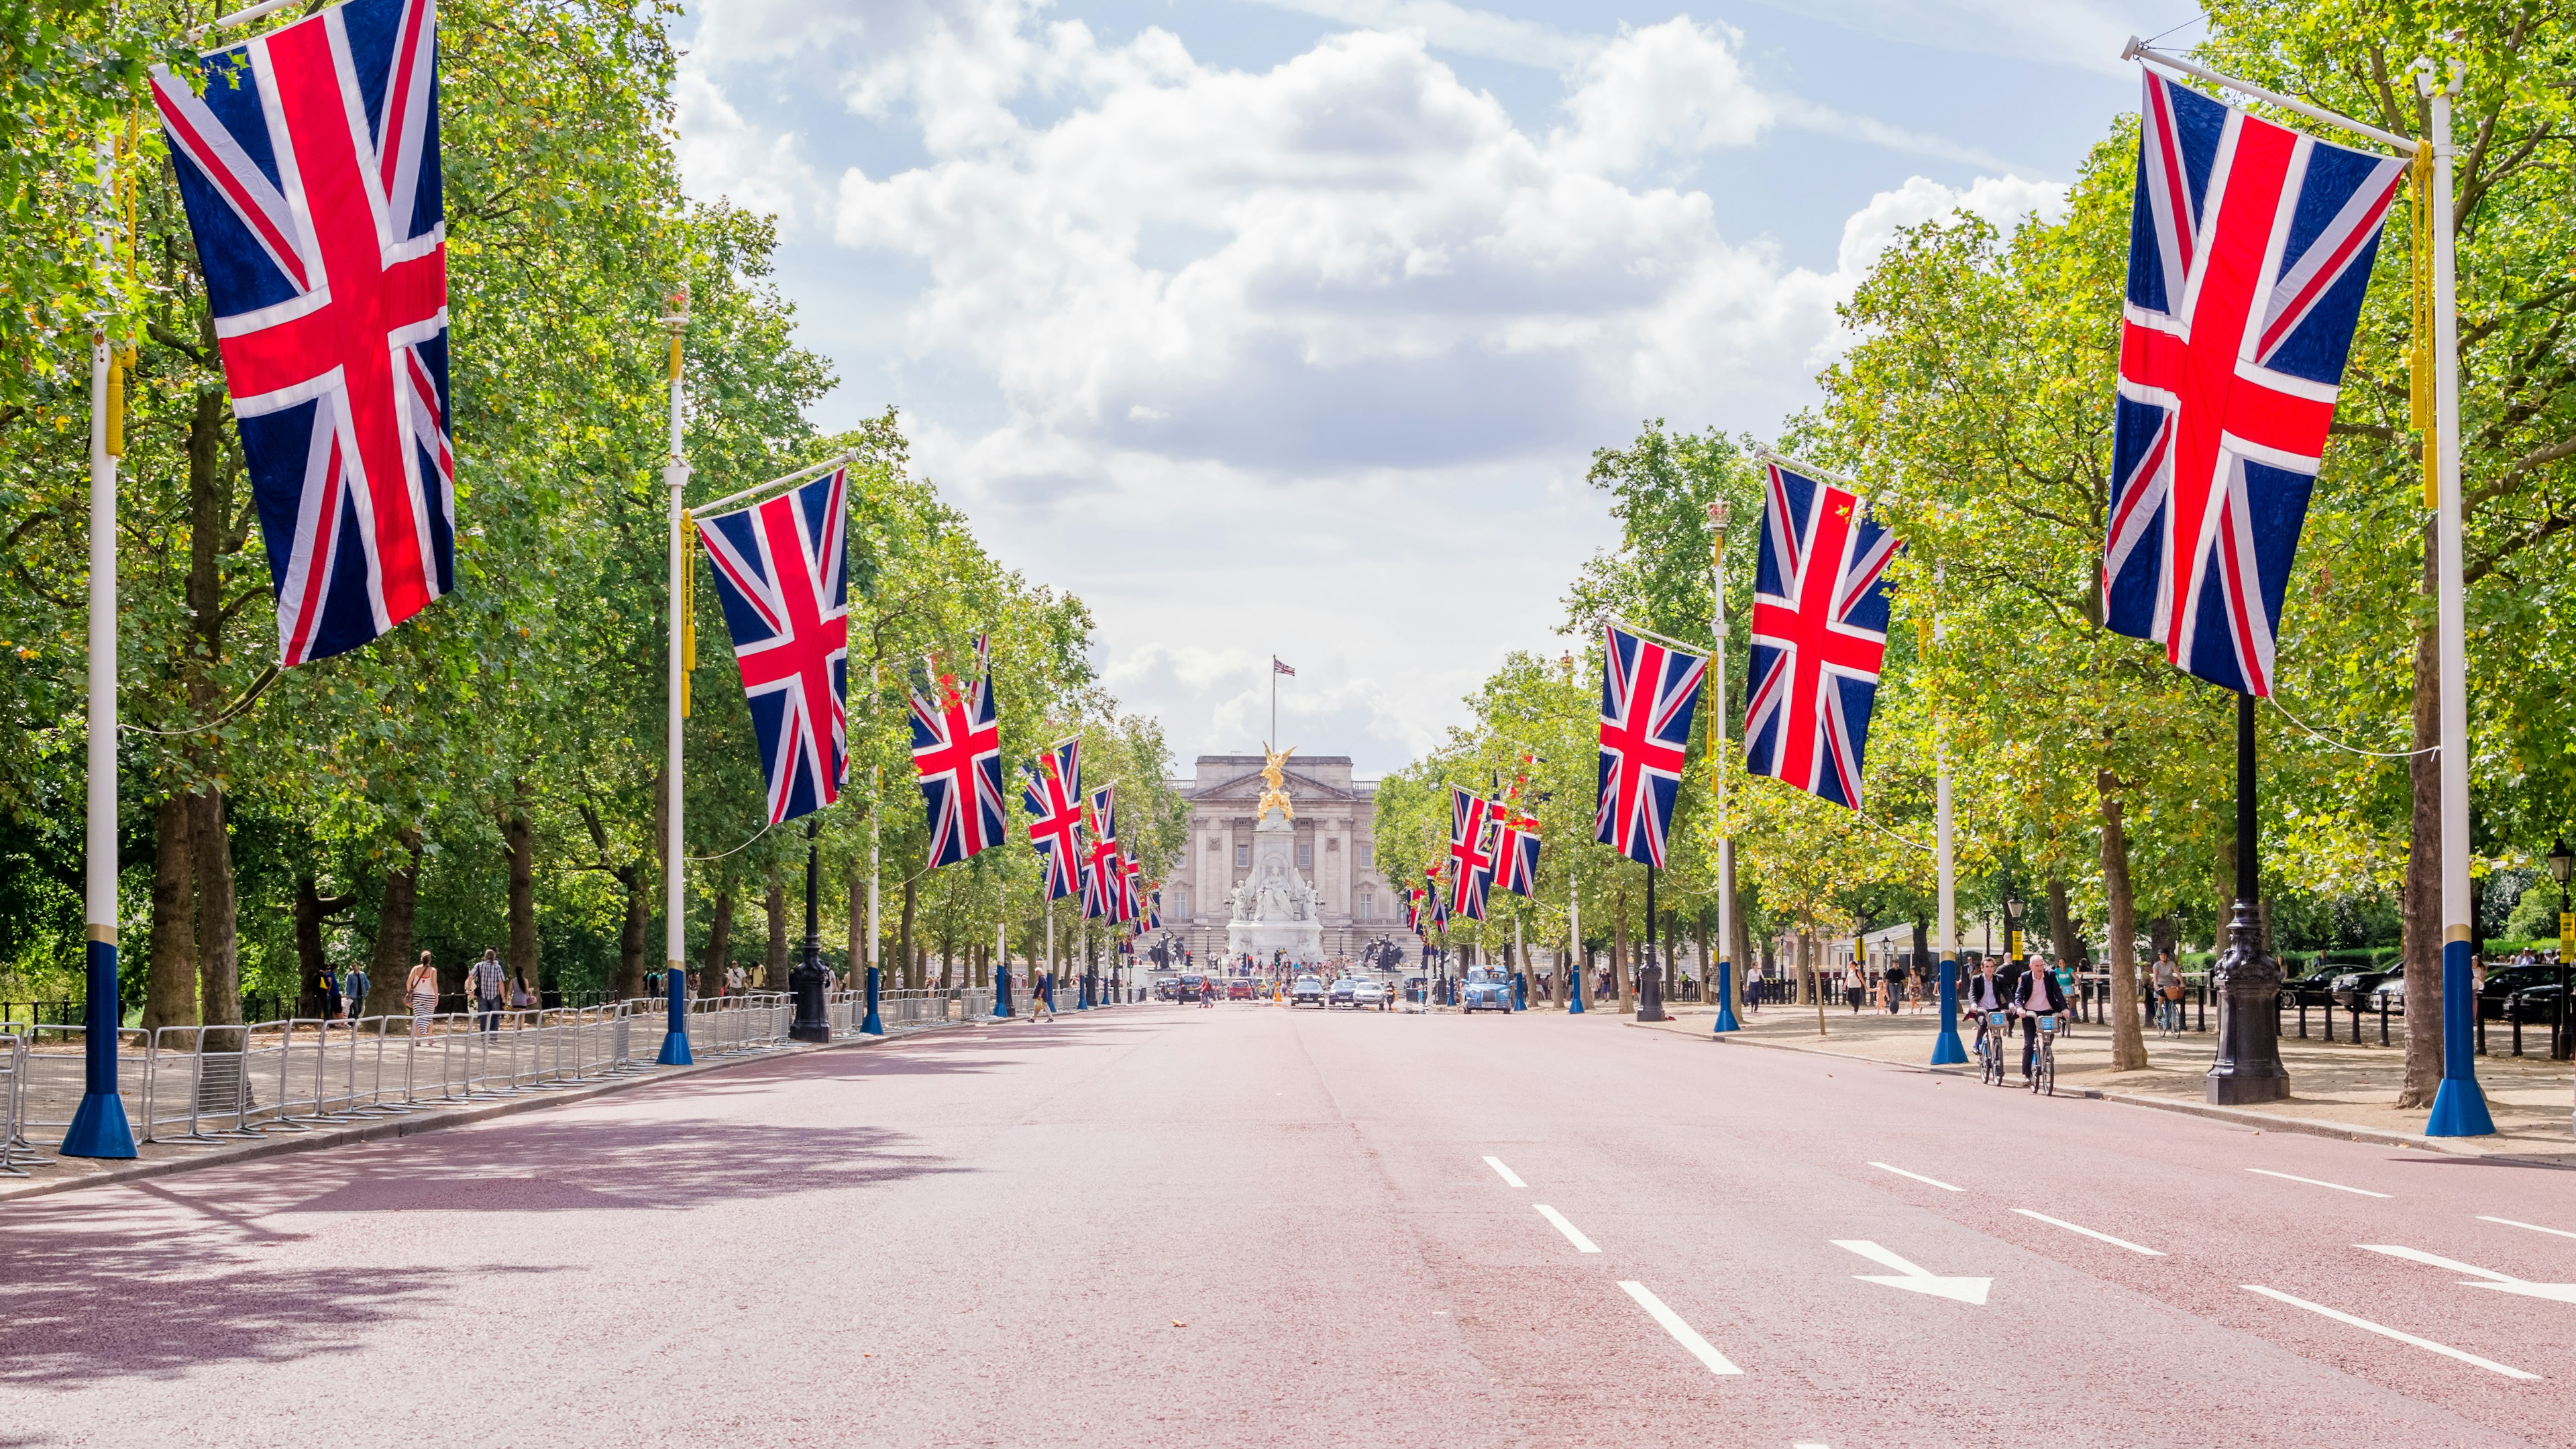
[[2013, 952, 2070, 1082], [1964, 957, 2008, 1073]]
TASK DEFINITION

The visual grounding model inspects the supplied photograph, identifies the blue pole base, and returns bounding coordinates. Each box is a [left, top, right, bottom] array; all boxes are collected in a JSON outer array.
[[657, 1030, 694, 1066], [1713, 960, 1740, 1034], [1568, 984, 1585, 1014], [2426, 1078, 2495, 1137], [61, 1089, 136, 1159], [862, 965, 884, 1034], [2425, 939, 2493, 1136], [1930, 957, 1967, 1065]]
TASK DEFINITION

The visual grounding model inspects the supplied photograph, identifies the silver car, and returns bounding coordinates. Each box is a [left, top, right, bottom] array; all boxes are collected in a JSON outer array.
[[1348, 977, 1389, 1010]]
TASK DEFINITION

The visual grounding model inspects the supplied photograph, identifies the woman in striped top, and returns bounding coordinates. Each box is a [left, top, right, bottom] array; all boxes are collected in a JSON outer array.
[[406, 951, 439, 1038]]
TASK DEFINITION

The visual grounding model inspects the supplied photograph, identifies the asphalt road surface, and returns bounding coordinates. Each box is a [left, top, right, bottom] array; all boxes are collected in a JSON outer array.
[[5, 1004, 2573, 1447]]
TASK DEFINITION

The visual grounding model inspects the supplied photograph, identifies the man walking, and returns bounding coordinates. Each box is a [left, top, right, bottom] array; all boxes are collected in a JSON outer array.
[[470, 948, 506, 1034], [340, 960, 370, 1022]]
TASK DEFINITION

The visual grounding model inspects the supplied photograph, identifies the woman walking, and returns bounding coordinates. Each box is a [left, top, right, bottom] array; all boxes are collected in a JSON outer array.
[[406, 951, 439, 1038]]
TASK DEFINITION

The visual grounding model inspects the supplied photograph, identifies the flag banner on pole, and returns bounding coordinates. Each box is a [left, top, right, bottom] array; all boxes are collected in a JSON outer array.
[[2102, 69, 2403, 696], [1081, 784, 1120, 919], [1022, 735, 1085, 901], [908, 635, 1005, 865], [1145, 887, 1162, 932], [151, 0, 454, 667], [1448, 786, 1497, 921], [1597, 623, 1707, 867], [1744, 462, 1900, 810], [696, 467, 849, 824], [1124, 860, 1148, 925], [1491, 809, 1540, 897], [1273, 657, 1296, 676]]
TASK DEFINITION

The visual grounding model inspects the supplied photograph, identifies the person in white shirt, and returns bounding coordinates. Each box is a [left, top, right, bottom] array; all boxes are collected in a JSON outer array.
[[2013, 954, 2070, 1080]]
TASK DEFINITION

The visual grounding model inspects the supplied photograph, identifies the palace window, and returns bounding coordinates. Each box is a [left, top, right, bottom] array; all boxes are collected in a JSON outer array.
[[1174, 886, 1191, 918], [1356, 890, 1373, 920], [1356, 843, 1373, 866], [1235, 845, 1250, 867], [1297, 843, 1313, 867]]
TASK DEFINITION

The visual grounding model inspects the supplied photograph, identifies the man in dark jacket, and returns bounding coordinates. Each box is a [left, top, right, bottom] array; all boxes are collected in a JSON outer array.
[[2014, 955, 2070, 1080]]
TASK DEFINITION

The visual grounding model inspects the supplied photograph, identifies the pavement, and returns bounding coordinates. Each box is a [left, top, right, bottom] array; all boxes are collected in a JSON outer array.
[[5, 1001, 2575, 1446], [1656, 997, 2576, 1163]]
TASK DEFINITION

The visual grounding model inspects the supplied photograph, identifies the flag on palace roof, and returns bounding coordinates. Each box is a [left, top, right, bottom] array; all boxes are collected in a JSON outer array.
[[2102, 69, 2402, 697], [1596, 623, 1706, 867], [909, 637, 1006, 865], [1744, 461, 1900, 812], [151, 0, 453, 666]]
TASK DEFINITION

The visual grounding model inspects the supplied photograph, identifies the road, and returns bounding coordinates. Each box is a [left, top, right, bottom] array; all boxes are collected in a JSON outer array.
[[4, 1004, 2572, 1446]]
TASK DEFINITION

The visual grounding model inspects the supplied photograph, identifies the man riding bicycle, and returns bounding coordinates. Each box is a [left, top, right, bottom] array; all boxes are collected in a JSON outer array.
[[2012, 954, 2070, 1082], [1964, 959, 2008, 1071]]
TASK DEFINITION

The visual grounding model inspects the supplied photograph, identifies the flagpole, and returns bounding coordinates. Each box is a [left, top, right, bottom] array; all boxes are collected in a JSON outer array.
[[63, 131, 134, 1159], [1929, 569, 1965, 1065], [863, 768, 883, 1034], [657, 288, 694, 1067], [1567, 867, 1584, 1015], [1707, 500, 1740, 1035], [2422, 64, 2492, 1136], [994, 918, 1010, 1018]]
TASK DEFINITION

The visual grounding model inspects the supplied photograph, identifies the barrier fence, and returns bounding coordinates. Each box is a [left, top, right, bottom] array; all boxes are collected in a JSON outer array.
[[0, 981, 1050, 1179]]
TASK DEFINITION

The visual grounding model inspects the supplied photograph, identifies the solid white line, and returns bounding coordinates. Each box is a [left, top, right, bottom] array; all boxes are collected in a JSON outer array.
[[1868, 1161, 1964, 1192], [2241, 1285, 2539, 1380], [1484, 1155, 1526, 1189], [2247, 1167, 2390, 1198], [1617, 1281, 1742, 1375], [1534, 1203, 1600, 1254], [2012, 1208, 2165, 1256], [2481, 1215, 2576, 1242]]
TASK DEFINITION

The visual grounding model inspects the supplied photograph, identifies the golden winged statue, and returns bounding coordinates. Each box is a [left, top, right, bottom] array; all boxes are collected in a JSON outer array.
[[1256, 742, 1296, 820]]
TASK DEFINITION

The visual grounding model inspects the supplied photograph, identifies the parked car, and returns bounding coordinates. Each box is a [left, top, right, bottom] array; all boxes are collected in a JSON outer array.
[[2506, 981, 2565, 1030], [2279, 965, 2345, 1008], [2363, 967, 2405, 1013], [1348, 977, 1389, 1010], [1289, 975, 1326, 1008], [1460, 967, 1515, 1013], [2481, 965, 2562, 1019], [2328, 970, 2392, 1010]]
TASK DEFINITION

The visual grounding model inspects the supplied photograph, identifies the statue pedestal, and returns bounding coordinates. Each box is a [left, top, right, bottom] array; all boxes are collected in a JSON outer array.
[[1224, 807, 1324, 965]]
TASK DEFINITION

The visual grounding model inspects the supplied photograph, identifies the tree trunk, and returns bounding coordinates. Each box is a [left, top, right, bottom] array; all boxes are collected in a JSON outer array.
[[504, 788, 538, 991], [896, 874, 918, 991], [2400, 533, 2443, 1109], [187, 788, 243, 1035], [704, 878, 736, 991], [1693, 910, 1709, 1002], [2099, 773, 2147, 1071], [297, 873, 356, 1014], [2046, 877, 2078, 968], [2150, 915, 2178, 965], [364, 828, 421, 1016], [615, 867, 649, 1001], [764, 869, 788, 989], [145, 795, 199, 1032], [1609, 893, 1628, 1005]]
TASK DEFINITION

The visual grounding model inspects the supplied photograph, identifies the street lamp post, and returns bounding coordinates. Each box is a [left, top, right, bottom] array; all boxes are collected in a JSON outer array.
[[2549, 837, 2573, 1063], [1636, 867, 1668, 1022], [1708, 498, 1741, 1035], [2206, 698, 2290, 1104], [790, 816, 831, 1042]]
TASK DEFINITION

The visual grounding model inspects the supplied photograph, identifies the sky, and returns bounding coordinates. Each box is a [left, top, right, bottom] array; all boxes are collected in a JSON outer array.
[[673, 0, 2192, 775]]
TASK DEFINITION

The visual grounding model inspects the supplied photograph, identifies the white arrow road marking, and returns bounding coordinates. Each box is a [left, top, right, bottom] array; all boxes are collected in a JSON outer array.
[[1617, 1281, 1743, 1375], [2246, 1167, 2390, 1198], [2242, 1285, 2539, 1379], [2012, 1208, 2164, 1256], [1535, 1204, 1600, 1254], [2357, 1244, 2576, 1303], [1483, 1155, 1525, 1188], [1868, 1161, 1963, 1192], [2481, 1215, 2576, 1242], [1831, 1240, 1991, 1304]]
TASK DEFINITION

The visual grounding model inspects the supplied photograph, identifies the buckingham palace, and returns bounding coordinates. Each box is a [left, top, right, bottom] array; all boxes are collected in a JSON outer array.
[[1163, 753, 1417, 965]]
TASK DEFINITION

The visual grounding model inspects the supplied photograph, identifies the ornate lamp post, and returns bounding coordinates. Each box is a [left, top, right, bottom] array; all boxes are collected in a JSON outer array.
[[2206, 700, 2288, 1103], [789, 816, 832, 1042]]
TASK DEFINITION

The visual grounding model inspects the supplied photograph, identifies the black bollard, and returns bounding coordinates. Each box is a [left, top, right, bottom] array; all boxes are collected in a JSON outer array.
[[2298, 1000, 2308, 1038], [2379, 996, 2390, 1047]]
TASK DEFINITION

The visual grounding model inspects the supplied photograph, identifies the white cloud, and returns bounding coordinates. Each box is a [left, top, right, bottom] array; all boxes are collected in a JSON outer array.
[[674, 64, 822, 228], [1833, 172, 2071, 277]]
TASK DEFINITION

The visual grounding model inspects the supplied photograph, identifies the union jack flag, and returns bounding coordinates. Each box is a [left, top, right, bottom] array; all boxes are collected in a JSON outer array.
[[1491, 809, 1540, 897], [1124, 861, 1148, 926], [1081, 786, 1121, 919], [1744, 462, 1900, 810], [1597, 623, 1707, 867], [1144, 887, 1162, 932], [1447, 786, 1497, 922], [908, 637, 1006, 867], [1022, 735, 1085, 901], [2103, 70, 2403, 696], [152, 0, 453, 667], [696, 468, 849, 824]]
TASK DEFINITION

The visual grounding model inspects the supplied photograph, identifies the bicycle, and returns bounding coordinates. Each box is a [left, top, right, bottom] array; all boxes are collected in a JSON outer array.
[[1975, 1010, 2010, 1086], [2028, 1012, 2058, 1097]]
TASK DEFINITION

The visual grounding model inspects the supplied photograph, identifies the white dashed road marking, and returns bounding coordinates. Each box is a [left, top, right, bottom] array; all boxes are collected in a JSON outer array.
[[1534, 1204, 1600, 1254], [2481, 1215, 2576, 1242], [2241, 1285, 2538, 1379], [1617, 1281, 1742, 1375], [1868, 1161, 1963, 1192], [2246, 1167, 2389, 1198], [1484, 1155, 1525, 1188], [2012, 1208, 2164, 1256]]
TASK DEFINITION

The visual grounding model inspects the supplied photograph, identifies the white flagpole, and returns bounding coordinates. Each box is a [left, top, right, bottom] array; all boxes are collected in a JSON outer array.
[[657, 289, 693, 1065], [1707, 500, 1738, 1034], [64, 131, 134, 1158], [2422, 64, 2491, 1136], [1931, 566, 1965, 1065]]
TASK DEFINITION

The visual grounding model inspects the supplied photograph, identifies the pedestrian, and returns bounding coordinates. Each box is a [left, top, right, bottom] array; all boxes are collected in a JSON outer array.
[[2014, 951, 2069, 1081], [470, 947, 506, 1034], [407, 951, 438, 1038], [724, 962, 745, 998], [1885, 960, 1904, 1014], [319, 964, 345, 1022], [1746, 962, 1762, 1010], [2152, 951, 2183, 1038], [341, 959, 370, 1022], [510, 968, 535, 1020]]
